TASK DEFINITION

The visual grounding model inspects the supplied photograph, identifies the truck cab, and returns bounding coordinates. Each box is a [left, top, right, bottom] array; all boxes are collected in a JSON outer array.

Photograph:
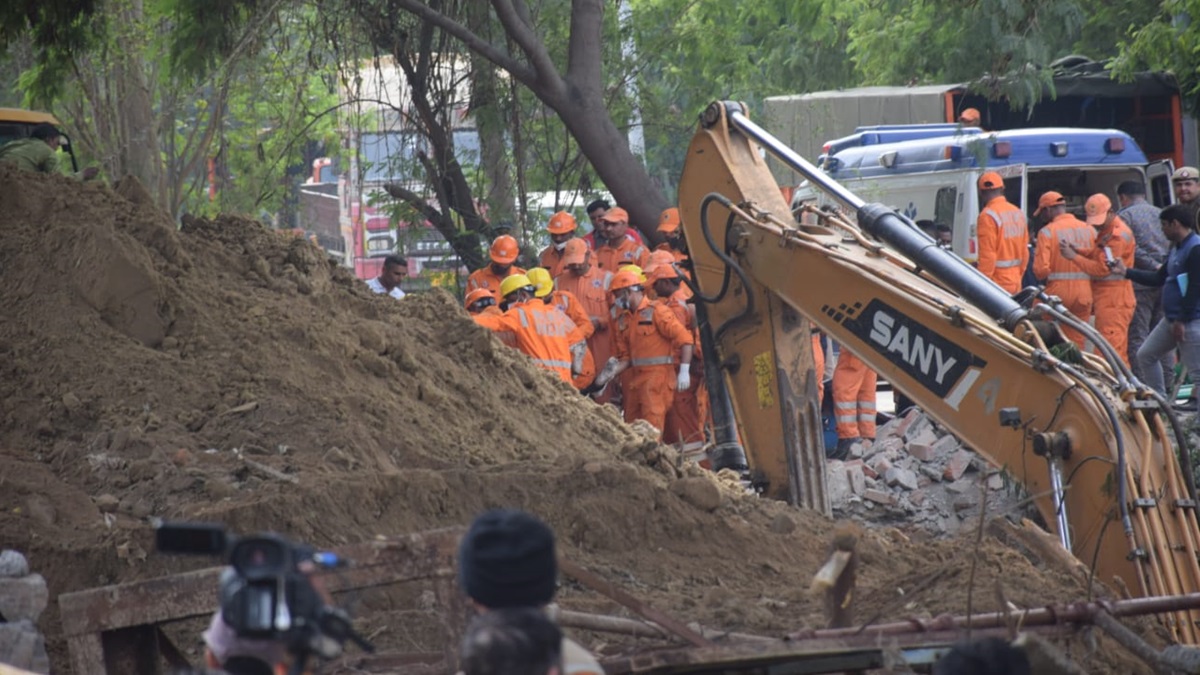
[[796, 125, 1174, 262], [0, 108, 80, 173]]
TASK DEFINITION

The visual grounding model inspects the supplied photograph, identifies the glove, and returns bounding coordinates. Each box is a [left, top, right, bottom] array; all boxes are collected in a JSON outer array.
[[595, 357, 620, 387], [676, 368, 691, 391], [570, 342, 586, 375]]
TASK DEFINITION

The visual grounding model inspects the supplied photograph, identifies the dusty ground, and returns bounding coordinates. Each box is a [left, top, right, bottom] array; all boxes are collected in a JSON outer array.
[[0, 165, 1162, 673]]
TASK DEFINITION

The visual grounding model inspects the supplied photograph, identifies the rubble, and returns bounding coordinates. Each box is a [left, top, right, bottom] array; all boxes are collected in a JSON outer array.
[[826, 408, 1031, 538], [0, 550, 49, 674]]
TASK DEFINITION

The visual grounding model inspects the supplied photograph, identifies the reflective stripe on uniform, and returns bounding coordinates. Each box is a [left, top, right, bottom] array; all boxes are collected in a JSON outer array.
[[534, 358, 572, 369], [995, 259, 1023, 268], [517, 308, 530, 328], [1048, 272, 1090, 281], [1099, 273, 1125, 282], [632, 355, 675, 366]]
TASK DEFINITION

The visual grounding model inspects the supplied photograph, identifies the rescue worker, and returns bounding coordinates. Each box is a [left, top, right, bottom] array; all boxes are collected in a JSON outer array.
[[538, 211, 578, 277], [473, 273, 576, 383], [465, 288, 501, 316], [648, 264, 709, 455], [1118, 181, 1172, 384], [593, 270, 694, 438], [655, 207, 689, 264], [974, 172, 1029, 294], [555, 239, 613, 355], [0, 123, 99, 179], [1113, 204, 1200, 398], [467, 235, 526, 294], [831, 348, 876, 459], [593, 207, 648, 272], [527, 267, 595, 389], [1059, 194, 1136, 365], [1033, 191, 1096, 349], [585, 199, 644, 249]]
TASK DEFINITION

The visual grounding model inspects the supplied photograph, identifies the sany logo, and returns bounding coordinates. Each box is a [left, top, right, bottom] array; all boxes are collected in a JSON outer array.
[[868, 312, 957, 386], [834, 299, 988, 409]]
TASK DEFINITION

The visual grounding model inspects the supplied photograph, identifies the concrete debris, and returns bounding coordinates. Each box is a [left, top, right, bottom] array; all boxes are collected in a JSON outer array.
[[825, 408, 1032, 538], [0, 551, 50, 674]]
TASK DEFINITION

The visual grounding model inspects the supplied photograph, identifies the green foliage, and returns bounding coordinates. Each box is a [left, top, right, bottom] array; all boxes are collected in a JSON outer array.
[[1115, 0, 1200, 111]]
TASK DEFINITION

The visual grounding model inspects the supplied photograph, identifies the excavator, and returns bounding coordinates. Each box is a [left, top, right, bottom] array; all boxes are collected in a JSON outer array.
[[677, 101, 1200, 643]]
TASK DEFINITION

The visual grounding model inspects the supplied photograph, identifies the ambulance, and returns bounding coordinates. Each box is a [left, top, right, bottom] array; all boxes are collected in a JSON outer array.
[[794, 124, 1176, 262]]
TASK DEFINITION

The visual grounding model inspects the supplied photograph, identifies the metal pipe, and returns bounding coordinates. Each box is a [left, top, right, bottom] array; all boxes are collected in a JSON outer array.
[[1048, 459, 1072, 551], [695, 301, 748, 473], [785, 593, 1200, 641], [722, 104, 1028, 330]]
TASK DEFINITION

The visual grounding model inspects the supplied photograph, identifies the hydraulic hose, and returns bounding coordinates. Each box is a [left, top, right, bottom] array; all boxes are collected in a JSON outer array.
[[695, 192, 757, 345]]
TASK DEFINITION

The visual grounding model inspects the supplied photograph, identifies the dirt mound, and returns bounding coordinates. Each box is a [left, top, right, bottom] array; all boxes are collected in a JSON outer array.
[[0, 165, 1153, 673]]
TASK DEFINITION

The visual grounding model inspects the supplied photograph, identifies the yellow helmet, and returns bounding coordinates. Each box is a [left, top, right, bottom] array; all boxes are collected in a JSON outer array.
[[499, 273, 535, 299], [618, 264, 646, 282], [526, 267, 554, 298]]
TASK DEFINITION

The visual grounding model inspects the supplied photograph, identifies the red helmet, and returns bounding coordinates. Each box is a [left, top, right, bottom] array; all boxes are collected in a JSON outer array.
[[609, 269, 643, 293], [546, 211, 578, 235], [490, 235, 520, 264]]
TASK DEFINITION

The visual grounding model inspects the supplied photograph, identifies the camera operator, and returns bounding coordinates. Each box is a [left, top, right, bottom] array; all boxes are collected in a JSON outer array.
[[461, 608, 563, 675], [200, 562, 334, 675], [458, 509, 604, 675]]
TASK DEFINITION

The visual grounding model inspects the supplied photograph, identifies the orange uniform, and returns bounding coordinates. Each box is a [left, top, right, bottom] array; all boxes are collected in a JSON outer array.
[[832, 351, 877, 440], [546, 289, 596, 389], [474, 299, 576, 382], [538, 245, 570, 278], [660, 290, 709, 451], [594, 237, 648, 273], [976, 196, 1029, 294], [467, 265, 526, 294], [1034, 212, 1096, 348], [1069, 217, 1137, 365], [614, 297, 694, 436], [556, 267, 615, 370]]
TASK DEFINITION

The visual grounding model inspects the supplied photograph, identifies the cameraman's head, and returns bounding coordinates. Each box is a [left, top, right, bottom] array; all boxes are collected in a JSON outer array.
[[461, 607, 563, 675], [458, 509, 557, 612]]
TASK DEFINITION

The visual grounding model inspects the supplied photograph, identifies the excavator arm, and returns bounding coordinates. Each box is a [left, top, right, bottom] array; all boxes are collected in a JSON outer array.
[[679, 101, 1200, 642]]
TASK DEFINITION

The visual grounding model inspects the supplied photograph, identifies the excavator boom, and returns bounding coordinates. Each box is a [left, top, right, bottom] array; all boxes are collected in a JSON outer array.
[[679, 101, 1200, 642]]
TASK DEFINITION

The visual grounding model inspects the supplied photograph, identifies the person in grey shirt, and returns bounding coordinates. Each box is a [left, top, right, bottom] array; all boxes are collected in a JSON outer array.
[[1118, 180, 1173, 386]]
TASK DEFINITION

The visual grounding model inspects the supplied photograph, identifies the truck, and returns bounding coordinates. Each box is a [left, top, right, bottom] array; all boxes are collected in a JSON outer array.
[[792, 123, 1175, 263], [0, 108, 81, 173], [677, 101, 1200, 643], [762, 58, 1191, 178]]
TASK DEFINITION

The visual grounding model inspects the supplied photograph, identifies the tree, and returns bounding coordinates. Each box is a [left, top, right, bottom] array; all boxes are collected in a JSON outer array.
[[385, 0, 669, 238], [1116, 0, 1200, 111]]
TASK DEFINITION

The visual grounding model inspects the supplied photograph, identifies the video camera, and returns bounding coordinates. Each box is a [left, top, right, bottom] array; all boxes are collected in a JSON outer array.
[[155, 522, 373, 673]]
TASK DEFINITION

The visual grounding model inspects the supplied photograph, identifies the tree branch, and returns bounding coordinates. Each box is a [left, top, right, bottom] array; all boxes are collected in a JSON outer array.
[[388, 0, 535, 85], [566, 0, 603, 88], [491, 0, 562, 91]]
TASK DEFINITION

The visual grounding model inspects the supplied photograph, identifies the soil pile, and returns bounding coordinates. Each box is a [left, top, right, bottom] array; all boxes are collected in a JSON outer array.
[[0, 165, 1156, 672]]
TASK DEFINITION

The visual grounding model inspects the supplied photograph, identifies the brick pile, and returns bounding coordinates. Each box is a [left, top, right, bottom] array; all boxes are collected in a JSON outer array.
[[825, 407, 1028, 537]]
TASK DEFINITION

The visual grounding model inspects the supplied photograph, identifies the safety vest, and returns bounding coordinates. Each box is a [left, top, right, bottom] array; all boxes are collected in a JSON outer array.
[[1164, 233, 1200, 321], [980, 205, 1027, 270]]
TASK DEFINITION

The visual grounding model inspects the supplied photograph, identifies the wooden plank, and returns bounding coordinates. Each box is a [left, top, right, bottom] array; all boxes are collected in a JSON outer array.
[[155, 627, 193, 671], [59, 527, 464, 637], [66, 633, 105, 675]]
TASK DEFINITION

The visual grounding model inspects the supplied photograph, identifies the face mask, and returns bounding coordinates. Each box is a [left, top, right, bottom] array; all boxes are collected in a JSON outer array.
[[554, 241, 567, 251], [615, 297, 629, 310]]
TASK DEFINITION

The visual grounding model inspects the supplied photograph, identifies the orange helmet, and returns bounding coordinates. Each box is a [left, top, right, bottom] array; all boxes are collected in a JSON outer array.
[[643, 249, 676, 276], [658, 207, 681, 233], [464, 288, 496, 310], [546, 211, 578, 235], [490, 235, 520, 264], [609, 269, 643, 293], [647, 264, 681, 284]]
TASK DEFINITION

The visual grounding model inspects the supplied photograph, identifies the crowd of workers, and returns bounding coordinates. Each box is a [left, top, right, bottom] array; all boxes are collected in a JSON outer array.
[[361, 168, 1200, 463]]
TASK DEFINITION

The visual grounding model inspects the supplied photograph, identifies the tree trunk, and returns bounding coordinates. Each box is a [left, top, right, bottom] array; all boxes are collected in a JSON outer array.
[[113, 0, 165, 205], [466, 1, 514, 227]]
